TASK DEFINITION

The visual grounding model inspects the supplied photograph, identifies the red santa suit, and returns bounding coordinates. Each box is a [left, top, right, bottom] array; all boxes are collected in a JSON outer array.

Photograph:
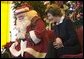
[[3, 4, 51, 58], [2, 3, 56, 58], [24, 16, 48, 58], [11, 15, 55, 58], [24, 15, 56, 58]]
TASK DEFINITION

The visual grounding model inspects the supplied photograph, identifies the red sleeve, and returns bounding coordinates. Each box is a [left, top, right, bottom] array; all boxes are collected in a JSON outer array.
[[46, 30, 57, 42], [34, 19, 46, 39]]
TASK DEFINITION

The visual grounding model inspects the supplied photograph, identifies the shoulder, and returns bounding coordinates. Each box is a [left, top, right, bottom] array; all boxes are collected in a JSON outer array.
[[63, 18, 72, 23], [63, 18, 73, 26], [32, 16, 44, 24]]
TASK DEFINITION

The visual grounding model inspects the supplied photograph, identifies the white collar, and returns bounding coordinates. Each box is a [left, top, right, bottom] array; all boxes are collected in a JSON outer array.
[[56, 16, 65, 25]]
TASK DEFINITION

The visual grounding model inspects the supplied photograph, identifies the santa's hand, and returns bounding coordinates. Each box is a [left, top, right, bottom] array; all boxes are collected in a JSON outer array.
[[11, 41, 18, 48], [21, 40, 27, 57], [9, 41, 21, 57]]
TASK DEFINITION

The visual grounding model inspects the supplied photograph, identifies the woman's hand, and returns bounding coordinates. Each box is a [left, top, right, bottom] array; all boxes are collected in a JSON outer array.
[[53, 37, 64, 49]]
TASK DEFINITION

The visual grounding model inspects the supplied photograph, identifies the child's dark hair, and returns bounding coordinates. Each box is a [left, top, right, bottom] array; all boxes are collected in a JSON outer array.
[[45, 6, 63, 17]]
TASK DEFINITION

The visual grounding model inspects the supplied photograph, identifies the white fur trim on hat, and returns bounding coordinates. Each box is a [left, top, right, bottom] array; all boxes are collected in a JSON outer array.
[[29, 30, 41, 44], [15, 7, 29, 14]]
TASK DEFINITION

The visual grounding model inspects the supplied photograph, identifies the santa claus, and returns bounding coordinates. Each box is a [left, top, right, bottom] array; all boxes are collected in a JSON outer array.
[[1, 3, 51, 58]]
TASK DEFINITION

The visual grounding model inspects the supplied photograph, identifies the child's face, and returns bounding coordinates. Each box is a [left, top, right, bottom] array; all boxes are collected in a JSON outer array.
[[47, 13, 58, 23], [47, 13, 54, 21]]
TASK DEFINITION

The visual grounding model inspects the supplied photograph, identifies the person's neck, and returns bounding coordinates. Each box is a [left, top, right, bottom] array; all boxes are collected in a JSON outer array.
[[55, 16, 65, 25], [54, 16, 61, 23]]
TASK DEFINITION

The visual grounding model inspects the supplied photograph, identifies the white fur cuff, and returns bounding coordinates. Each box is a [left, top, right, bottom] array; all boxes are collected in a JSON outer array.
[[29, 30, 41, 44]]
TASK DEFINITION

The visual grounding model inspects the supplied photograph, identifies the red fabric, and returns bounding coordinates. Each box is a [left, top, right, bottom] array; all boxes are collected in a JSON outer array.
[[4, 42, 14, 48], [34, 19, 46, 40], [24, 52, 35, 58], [16, 2, 32, 10], [61, 53, 83, 58], [26, 18, 47, 52], [3, 16, 50, 58], [76, 26, 83, 52], [25, 17, 50, 57], [45, 30, 56, 42]]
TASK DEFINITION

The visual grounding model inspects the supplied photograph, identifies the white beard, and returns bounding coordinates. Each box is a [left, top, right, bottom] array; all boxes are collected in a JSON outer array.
[[16, 16, 31, 39]]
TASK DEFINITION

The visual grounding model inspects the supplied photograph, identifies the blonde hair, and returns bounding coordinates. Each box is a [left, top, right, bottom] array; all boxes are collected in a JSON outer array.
[[26, 10, 38, 20]]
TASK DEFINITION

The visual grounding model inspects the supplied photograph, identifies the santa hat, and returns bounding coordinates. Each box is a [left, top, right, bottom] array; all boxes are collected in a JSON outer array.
[[14, 3, 32, 15]]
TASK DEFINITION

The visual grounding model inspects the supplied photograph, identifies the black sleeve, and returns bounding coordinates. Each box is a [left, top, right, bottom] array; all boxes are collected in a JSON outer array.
[[64, 19, 79, 46]]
